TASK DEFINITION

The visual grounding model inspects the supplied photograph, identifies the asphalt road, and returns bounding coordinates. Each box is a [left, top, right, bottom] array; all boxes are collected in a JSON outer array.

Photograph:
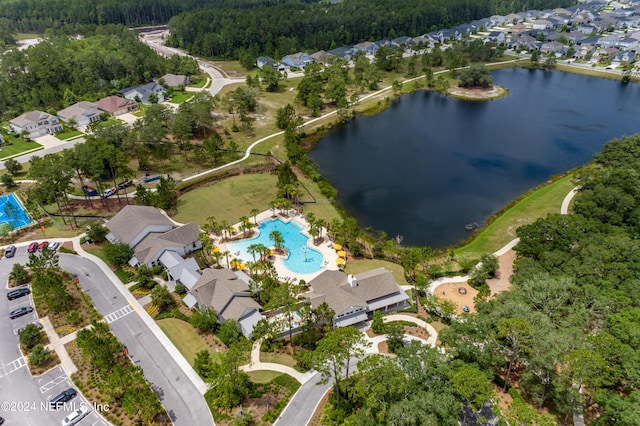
[[0, 137, 85, 170], [58, 254, 214, 426], [0, 247, 108, 426], [274, 372, 329, 426]]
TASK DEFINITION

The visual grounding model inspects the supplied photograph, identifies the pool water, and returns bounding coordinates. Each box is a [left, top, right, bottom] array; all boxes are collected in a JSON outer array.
[[0, 193, 33, 232], [227, 218, 324, 275]]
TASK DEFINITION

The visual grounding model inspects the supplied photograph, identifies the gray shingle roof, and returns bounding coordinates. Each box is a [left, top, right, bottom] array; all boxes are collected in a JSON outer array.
[[106, 205, 173, 246], [190, 269, 261, 321]]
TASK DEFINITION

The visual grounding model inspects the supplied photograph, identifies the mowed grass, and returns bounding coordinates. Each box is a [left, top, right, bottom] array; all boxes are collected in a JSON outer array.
[[247, 370, 284, 384], [157, 318, 217, 366], [344, 258, 408, 286], [0, 137, 42, 159], [167, 91, 193, 104], [455, 174, 576, 258], [174, 174, 280, 225], [260, 351, 298, 368], [56, 130, 83, 140]]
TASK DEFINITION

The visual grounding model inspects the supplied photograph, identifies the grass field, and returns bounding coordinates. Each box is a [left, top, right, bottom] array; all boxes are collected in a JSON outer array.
[[455, 174, 576, 258], [174, 174, 280, 226], [344, 258, 408, 286], [157, 318, 213, 366], [247, 370, 284, 384], [0, 137, 43, 159], [168, 91, 193, 104], [56, 130, 83, 140], [260, 351, 298, 368]]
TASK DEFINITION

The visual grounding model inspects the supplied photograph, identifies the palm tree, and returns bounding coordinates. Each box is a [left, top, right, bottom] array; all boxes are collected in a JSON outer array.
[[270, 230, 284, 253], [250, 208, 260, 225], [205, 216, 219, 235], [239, 216, 251, 237], [220, 219, 230, 241], [247, 243, 266, 263], [221, 250, 231, 268]]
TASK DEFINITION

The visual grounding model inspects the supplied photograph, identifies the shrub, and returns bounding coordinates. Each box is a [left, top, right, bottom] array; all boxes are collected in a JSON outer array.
[[151, 285, 175, 312], [175, 283, 187, 295], [190, 306, 219, 332], [29, 344, 52, 366], [66, 310, 82, 325], [19, 324, 43, 349], [371, 310, 385, 334], [9, 263, 29, 285], [86, 222, 109, 243], [217, 320, 243, 347]]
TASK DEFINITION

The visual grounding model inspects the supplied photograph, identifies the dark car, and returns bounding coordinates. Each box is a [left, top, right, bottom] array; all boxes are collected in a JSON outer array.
[[49, 388, 77, 409], [4, 245, 16, 258], [117, 179, 132, 190], [27, 242, 39, 253], [9, 306, 33, 319], [7, 287, 31, 300]]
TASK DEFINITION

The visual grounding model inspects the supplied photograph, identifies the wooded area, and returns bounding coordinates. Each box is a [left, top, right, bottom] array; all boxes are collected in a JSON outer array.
[[0, 25, 198, 118], [166, 0, 573, 60]]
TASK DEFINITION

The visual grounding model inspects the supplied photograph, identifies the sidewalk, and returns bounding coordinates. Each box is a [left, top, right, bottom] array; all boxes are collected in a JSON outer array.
[[42, 316, 80, 375], [71, 236, 209, 394], [240, 340, 305, 383]]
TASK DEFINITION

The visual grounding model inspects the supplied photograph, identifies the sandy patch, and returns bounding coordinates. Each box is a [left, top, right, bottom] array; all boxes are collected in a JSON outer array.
[[487, 249, 515, 295], [433, 282, 478, 314], [447, 84, 507, 100]]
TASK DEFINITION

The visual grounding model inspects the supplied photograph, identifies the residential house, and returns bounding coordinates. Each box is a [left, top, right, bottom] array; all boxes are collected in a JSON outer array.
[[598, 34, 622, 48], [505, 13, 522, 24], [186, 268, 263, 337], [105, 205, 202, 268], [305, 268, 409, 328], [57, 101, 101, 128], [614, 50, 636, 64], [489, 15, 510, 27], [281, 52, 312, 69], [515, 35, 540, 51], [576, 24, 598, 35], [352, 41, 379, 56], [9, 111, 63, 138], [327, 47, 353, 60], [256, 56, 276, 69], [487, 31, 506, 44], [374, 39, 391, 48], [565, 31, 585, 44], [540, 41, 566, 55], [119, 82, 166, 105], [159, 73, 190, 89], [576, 44, 595, 60], [576, 35, 600, 46], [391, 36, 413, 47], [310, 50, 333, 65], [411, 35, 431, 48], [615, 38, 638, 50], [532, 19, 553, 30], [95, 96, 138, 116]]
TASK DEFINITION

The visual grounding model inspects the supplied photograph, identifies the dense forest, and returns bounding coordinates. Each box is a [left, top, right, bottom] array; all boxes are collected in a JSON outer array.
[[166, 0, 574, 60], [0, 0, 321, 32], [0, 25, 198, 119]]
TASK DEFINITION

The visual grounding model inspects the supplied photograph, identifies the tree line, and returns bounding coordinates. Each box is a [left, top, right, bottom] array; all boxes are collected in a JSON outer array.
[[166, 0, 573, 61], [0, 25, 198, 119]]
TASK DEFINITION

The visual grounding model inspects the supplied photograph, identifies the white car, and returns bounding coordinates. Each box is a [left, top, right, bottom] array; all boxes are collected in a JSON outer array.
[[48, 242, 60, 251], [61, 405, 90, 426], [101, 187, 117, 198]]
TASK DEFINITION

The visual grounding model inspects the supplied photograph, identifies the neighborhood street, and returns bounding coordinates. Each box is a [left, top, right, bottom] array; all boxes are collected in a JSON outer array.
[[58, 253, 214, 426]]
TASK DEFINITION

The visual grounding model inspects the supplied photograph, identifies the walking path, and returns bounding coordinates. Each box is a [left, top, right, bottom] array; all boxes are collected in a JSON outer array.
[[240, 340, 305, 382], [41, 317, 81, 375]]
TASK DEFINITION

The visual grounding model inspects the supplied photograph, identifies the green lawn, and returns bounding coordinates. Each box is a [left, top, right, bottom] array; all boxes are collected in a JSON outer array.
[[0, 137, 43, 159], [455, 174, 576, 258], [168, 91, 193, 104], [56, 130, 83, 140], [188, 76, 209, 89], [157, 318, 216, 365], [260, 351, 298, 368], [344, 258, 408, 286], [174, 174, 280, 225], [247, 370, 284, 384]]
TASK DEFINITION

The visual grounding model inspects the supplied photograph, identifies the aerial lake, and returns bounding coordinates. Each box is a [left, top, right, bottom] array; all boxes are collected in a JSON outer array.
[[308, 68, 640, 248]]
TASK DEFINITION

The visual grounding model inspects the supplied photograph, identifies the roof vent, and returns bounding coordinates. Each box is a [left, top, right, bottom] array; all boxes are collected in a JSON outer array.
[[348, 274, 357, 288]]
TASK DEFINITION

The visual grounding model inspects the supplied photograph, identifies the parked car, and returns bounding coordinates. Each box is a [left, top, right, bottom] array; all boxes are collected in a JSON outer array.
[[27, 242, 39, 253], [9, 306, 33, 319], [462, 305, 470, 313], [38, 241, 49, 251], [117, 179, 132, 190], [61, 405, 89, 426], [101, 187, 117, 198], [48, 242, 61, 251], [50, 388, 77, 409], [18, 321, 43, 334], [7, 287, 31, 300], [4, 245, 16, 258]]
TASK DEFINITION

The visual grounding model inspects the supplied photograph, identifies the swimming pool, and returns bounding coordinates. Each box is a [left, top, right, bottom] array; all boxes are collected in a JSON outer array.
[[0, 193, 33, 233], [227, 218, 324, 275]]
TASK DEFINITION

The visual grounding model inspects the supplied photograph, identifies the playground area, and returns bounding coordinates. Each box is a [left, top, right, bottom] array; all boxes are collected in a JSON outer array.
[[0, 193, 33, 234]]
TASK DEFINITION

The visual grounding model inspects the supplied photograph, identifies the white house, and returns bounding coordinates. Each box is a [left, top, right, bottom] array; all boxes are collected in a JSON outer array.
[[10, 111, 63, 138], [57, 101, 101, 128]]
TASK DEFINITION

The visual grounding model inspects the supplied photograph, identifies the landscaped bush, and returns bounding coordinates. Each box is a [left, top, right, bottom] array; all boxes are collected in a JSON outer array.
[[174, 283, 187, 295], [29, 344, 52, 366], [371, 310, 385, 334], [217, 319, 244, 347], [19, 323, 43, 349], [9, 263, 29, 285]]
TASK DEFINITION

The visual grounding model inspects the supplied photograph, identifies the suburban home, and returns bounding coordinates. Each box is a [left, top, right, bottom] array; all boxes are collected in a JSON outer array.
[[576, 45, 595, 60], [614, 38, 638, 50], [95, 96, 138, 116], [411, 36, 431, 48], [159, 73, 190, 89], [57, 101, 101, 128], [105, 205, 202, 268], [614, 51, 636, 64], [540, 41, 566, 55], [10, 111, 63, 138], [281, 52, 313, 69], [305, 268, 409, 328], [532, 19, 553, 30], [391, 36, 413, 47], [256, 56, 276, 69], [565, 31, 585, 44], [119, 82, 167, 105], [487, 31, 506, 44], [185, 268, 263, 337], [309, 50, 334, 65], [327, 47, 353, 60], [352, 41, 379, 56]]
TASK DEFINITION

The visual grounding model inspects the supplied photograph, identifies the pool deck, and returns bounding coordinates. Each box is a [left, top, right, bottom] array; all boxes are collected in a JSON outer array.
[[217, 210, 342, 282]]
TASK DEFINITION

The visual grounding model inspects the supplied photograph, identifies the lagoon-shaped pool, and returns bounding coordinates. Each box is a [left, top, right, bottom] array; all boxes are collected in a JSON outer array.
[[227, 218, 324, 275]]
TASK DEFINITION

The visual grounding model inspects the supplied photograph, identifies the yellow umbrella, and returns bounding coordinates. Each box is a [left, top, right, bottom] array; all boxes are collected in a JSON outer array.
[[238, 263, 247, 270], [337, 250, 346, 257], [212, 247, 220, 253], [333, 243, 342, 250], [268, 249, 275, 256], [336, 258, 345, 265]]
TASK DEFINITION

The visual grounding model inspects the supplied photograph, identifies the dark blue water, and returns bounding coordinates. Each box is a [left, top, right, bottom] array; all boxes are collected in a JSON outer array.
[[308, 68, 640, 248]]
